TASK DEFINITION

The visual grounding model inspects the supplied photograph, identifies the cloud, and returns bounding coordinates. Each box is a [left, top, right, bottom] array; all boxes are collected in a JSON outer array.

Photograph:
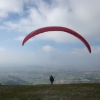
[[0, 0, 24, 18], [15, 36, 25, 41], [69, 0, 100, 39], [15, 36, 33, 42], [31, 52, 35, 55], [65, 46, 100, 56], [42, 45, 57, 52], [71, 48, 88, 56], [0, 46, 100, 70], [91, 46, 100, 54], [35, 31, 81, 43], [0, 47, 5, 51], [0, 52, 37, 65], [0, 0, 100, 70], [1, 0, 100, 43]]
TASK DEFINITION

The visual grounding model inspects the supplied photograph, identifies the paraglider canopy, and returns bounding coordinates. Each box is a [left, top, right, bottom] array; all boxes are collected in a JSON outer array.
[[22, 26, 91, 53]]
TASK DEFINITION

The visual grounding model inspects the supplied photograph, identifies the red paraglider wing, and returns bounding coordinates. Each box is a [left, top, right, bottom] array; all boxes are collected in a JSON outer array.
[[22, 26, 91, 53]]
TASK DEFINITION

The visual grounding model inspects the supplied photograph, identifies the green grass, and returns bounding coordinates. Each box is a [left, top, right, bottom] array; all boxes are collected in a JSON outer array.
[[0, 83, 100, 100]]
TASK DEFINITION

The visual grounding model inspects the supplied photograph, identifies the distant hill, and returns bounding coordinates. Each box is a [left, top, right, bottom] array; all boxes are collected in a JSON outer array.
[[0, 65, 100, 85], [5, 80, 21, 85]]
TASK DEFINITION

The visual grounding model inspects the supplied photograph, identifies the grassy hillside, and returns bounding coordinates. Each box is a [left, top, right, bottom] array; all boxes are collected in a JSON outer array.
[[0, 83, 100, 100]]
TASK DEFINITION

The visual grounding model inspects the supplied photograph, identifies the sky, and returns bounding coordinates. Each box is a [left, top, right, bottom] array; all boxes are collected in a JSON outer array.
[[0, 0, 100, 70]]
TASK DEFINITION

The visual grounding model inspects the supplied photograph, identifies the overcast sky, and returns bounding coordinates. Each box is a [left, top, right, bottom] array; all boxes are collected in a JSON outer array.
[[0, 0, 100, 70]]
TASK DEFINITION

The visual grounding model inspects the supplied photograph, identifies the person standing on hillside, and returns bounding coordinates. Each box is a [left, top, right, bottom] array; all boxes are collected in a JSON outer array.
[[49, 75, 55, 84]]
